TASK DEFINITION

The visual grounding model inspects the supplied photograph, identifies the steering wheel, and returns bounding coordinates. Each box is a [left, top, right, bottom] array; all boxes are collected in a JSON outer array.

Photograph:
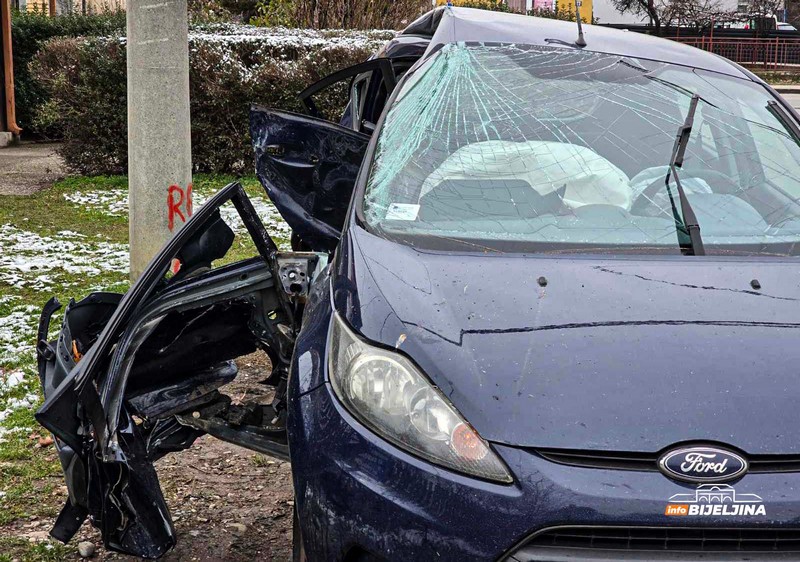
[[630, 168, 740, 216]]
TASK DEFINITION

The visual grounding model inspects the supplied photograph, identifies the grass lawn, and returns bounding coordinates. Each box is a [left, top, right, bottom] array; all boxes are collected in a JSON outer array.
[[0, 174, 289, 560]]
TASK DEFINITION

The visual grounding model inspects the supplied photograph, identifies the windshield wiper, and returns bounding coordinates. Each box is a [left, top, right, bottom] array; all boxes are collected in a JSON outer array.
[[664, 94, 705, 256], [646, 76, 718, 110]]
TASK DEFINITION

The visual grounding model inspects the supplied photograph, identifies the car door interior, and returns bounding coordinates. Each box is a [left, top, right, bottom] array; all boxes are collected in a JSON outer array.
[[251, 58, 418, 253], [250, 108, 370, 252], [298, 56, 417, 135], [297, 58, 396, 131], [36, 182, 321, 557]]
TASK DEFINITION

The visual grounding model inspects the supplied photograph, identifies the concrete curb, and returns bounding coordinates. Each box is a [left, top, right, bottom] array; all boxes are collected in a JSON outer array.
[[771, 85, 800, 94]]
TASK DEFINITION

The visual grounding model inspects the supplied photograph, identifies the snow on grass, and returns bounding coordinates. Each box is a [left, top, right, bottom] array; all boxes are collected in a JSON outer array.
[[0, 307, 38, 365], [62, 188, 292, 243], [0, 370, 26, 394], [63, 189, 128, 217], [0, 394, 38, 423], [214, 195, 293, 243], [0, 224, 129, 291], [0, 301, 40, 426], [187, 24, 395, 50]]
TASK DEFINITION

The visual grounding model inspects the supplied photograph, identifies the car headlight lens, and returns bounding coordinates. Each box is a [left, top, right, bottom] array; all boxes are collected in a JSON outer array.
[[328, 313, 512, 483]]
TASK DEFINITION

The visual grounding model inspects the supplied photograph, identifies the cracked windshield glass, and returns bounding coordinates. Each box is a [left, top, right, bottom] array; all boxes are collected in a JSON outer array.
[[363, 42, 800, 255]]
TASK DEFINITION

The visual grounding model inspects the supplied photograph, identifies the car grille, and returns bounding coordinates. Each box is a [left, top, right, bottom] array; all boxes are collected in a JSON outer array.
[[537, 448, 800, 474], [506, 526, 800, 561]]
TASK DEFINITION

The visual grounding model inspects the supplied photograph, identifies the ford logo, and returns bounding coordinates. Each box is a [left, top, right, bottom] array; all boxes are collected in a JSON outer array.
[[658, 445, 748, 483]]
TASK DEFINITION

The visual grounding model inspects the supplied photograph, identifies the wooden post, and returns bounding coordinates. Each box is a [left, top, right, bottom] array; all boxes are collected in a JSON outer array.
[[1, 0, 21, 136], [48, 0, 55, 16], [709, 18, 714, 53]]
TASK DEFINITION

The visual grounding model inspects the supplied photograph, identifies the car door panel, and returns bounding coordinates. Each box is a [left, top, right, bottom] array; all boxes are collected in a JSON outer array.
[[251, 108, 369, 252], [35, 182, 304, 557]]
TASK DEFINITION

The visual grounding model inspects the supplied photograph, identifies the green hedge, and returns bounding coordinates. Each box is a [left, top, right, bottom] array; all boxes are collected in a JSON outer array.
[[10, 10, 126, 137], [31, 25, 393, 175]]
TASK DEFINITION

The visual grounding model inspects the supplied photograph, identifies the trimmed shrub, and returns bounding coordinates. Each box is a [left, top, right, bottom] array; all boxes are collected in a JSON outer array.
[[31, 25, 394, 175], [10, 10, 126, 137], [434, 0, 510, 11], [251, 0, 428, 29]]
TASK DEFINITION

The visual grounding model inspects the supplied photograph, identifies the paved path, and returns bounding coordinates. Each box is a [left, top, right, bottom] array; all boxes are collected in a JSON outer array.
[[781, 93, 800, 112], [0, 142, 65, 195]]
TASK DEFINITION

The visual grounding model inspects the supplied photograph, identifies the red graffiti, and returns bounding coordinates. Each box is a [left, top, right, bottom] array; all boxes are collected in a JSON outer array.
[[186, 183, 193, 217], [167, 183, 193, 231]]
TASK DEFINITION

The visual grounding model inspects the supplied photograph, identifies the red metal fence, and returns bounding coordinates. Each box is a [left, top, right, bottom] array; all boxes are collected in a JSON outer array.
[[666, 36, 800, 68]]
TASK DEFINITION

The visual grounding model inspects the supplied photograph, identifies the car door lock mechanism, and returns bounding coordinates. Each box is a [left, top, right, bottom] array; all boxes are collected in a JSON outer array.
[[276, 252, 318, 298]]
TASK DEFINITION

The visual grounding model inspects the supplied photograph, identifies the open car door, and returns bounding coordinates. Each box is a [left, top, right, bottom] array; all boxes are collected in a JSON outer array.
[[35, 182, 318, 558], [251, 56, 422, 252], [251, 108, 369, 252]]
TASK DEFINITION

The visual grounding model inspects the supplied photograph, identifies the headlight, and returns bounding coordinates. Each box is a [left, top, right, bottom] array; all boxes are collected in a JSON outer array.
[[328, 313, 512, 483]]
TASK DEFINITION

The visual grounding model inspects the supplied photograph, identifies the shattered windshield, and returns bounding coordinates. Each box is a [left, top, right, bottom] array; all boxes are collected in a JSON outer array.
[[362, 42, 800, 255]]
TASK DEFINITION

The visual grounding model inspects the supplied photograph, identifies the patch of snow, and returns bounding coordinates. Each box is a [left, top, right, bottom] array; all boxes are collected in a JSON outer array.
[[0, 393, 39, 423], [187, 24, 395, 51], [0, 426, 30, 443], [0, 370, 25, 393], [0, 224, 129, 291], [196, 194, 293, 243], [0, 307, 37, 364], [63, 189, 128, 217], [62, 189, 292, 243]]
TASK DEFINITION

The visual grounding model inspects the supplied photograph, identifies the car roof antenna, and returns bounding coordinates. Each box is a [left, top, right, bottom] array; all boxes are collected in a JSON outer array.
[[574, 0, 587, 47]]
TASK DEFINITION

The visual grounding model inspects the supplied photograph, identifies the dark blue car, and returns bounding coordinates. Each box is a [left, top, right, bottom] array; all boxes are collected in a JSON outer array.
[[36, 7, 800, 560]]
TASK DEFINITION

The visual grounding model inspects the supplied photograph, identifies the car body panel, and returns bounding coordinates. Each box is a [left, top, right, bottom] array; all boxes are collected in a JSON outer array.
[[333, 225, 800, 454], [421, 7, 751, 79], [35, 183, 292, 557], [288, 337, 800, 561]]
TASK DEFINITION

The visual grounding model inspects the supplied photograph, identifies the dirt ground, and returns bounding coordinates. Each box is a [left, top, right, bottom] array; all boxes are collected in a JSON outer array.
[[8, 352, 295, 561]]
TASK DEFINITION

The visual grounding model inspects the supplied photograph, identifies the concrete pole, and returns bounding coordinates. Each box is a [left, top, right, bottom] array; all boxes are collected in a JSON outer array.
[[127, 0, 193, 280]]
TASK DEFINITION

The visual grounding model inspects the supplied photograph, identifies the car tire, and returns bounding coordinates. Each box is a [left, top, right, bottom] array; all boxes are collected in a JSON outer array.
[[292, 504, 307, 562]]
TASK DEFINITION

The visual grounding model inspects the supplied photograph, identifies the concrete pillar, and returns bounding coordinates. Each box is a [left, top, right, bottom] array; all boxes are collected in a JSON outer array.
[[127, 0, 193, 280]]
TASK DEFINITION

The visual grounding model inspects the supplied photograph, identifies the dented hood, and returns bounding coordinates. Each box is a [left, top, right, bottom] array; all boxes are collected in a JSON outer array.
[[336, 225, 800, 454]]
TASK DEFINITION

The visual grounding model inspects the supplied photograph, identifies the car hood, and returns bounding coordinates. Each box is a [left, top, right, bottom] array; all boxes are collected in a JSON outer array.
[[334, 226, 800, 454]]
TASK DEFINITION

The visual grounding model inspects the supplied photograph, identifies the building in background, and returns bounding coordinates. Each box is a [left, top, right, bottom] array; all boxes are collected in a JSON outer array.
[[505, 0, 593, 20], [591, 0, 789, 26], [24, 0, 124, 14]]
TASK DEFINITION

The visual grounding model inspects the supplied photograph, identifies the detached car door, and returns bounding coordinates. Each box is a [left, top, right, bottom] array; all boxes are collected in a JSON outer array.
[[35, 182, 312, 558]]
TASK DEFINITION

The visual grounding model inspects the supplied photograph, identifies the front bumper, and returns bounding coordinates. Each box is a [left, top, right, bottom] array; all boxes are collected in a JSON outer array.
[[287, 379, 800, 561]]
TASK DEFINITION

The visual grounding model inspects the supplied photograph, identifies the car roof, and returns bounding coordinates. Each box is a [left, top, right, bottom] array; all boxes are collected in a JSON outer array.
[[402, 7, 753, 80]]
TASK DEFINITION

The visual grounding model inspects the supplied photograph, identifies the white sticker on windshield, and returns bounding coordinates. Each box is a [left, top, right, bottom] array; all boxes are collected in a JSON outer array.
[[386, 203, 420, 221]]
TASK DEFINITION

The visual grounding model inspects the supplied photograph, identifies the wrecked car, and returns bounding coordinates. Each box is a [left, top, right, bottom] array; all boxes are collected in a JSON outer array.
[[36, 6, 800, 561]]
